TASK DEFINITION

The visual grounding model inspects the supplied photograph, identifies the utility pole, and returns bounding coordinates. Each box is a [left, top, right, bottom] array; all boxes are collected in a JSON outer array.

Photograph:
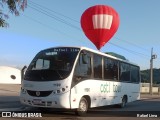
[[150, 48, 157, 95]]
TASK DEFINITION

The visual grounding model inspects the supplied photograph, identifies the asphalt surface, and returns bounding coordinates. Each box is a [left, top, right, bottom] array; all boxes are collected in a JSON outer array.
[[0, 84, 160, 120], [0, 84, 159, 109]]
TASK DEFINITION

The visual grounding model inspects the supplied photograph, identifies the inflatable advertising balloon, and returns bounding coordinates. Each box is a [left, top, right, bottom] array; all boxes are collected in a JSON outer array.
[[81, 5, 120, 50]]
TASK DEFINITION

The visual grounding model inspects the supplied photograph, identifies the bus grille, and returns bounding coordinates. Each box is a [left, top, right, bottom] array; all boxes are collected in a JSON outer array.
[[27, 90, 53, 97]]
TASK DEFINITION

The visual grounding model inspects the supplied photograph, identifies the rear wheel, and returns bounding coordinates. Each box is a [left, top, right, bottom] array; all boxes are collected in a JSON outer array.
[[75, 97, 88, 116], [119, 96, 127, 108]]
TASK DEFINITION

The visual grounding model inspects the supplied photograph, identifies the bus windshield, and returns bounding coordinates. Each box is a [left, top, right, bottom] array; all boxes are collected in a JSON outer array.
[[24, 47, 80, 81]]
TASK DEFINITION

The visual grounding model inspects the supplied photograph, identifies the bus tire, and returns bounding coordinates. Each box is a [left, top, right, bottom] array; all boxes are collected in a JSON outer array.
[[119, 96, 127, 108], [75, 97, 88, 116]]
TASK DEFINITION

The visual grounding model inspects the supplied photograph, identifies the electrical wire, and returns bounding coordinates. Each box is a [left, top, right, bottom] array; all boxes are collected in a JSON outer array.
[[28, 0, 79, 23], [28, 4, 81, 31], [26, 1, 158, 63]]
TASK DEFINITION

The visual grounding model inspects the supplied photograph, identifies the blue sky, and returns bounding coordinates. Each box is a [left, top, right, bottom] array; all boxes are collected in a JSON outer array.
[[0, 0, 160, 70]]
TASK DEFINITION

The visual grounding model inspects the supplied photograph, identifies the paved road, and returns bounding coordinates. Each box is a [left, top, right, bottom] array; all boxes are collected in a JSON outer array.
[[0, 84, 160, 120]]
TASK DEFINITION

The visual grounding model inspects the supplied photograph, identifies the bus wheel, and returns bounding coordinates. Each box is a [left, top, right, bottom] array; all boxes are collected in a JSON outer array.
[[119, 96, 127, 108], [75, 97, 88, 116]]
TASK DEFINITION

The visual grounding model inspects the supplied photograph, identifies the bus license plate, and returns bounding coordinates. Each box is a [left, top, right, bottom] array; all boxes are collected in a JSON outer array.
[[33, 99, 42, 104]]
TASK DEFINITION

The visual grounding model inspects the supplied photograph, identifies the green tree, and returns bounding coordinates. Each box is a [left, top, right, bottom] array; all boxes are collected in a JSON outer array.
[[0, 0, 27, 27]]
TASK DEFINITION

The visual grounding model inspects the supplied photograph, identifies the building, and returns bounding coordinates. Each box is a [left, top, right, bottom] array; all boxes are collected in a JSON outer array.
[[0, 66, 21, 84]]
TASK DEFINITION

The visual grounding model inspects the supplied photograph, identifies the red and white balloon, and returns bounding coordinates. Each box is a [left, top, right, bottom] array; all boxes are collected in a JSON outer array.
[[81, 5, 120, 50]]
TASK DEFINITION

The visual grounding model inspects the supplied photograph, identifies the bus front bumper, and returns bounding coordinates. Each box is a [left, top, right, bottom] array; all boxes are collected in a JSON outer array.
[[20, 91, 70, 109]]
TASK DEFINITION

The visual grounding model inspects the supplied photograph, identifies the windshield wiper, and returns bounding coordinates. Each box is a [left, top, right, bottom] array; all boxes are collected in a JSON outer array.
[[55, 70, 63, 79]]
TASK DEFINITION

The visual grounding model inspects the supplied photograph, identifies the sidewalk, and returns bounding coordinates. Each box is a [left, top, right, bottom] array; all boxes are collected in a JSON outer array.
[[140, 93, 160, 99], [0, 84, 20, 102], [0, 84, 21, 93], [0, 84, 23, 110]]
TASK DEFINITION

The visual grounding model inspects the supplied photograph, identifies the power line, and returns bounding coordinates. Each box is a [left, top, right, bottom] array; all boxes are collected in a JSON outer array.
[[113, 37, 160, 63], [28, 0, 79, 23], [114, 37, 160, 61], [28, 1, 154, 56], [26, 1, 153, 61], [108, 42, 150, 59], [28, 4, 81, 31], [113, 37, 150, 52], [23, 14, 74, 39], [23, 14, 89, 45], [29, 2, 151, 54]]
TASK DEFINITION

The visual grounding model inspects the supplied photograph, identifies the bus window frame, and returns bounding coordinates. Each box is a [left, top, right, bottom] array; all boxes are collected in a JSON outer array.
[[72, 50, 92, 87], [103, 57, 119, 81]]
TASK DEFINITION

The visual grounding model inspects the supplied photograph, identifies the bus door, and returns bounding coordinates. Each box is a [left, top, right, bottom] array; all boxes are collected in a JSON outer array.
[[70, 50, 92, 108]]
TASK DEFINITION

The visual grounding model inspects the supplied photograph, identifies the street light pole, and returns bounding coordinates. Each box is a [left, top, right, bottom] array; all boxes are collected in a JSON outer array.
[[150, 48, 157, 95], [150, 48, 153, 95]]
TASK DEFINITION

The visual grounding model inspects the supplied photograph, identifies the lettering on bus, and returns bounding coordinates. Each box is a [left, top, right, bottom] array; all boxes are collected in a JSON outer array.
[[53, 48, 68, 52], [100, 82, 110, 93], [53, 83, 61, 87], [84, 88, 90, 92], [100, 82, 121, 93], [53, 48, 80, 52], [113, 83, 121, 92]]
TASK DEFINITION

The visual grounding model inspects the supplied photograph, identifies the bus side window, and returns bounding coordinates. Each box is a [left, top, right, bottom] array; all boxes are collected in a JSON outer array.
[[104, 58, 118, 80], [93, 54, 102, 79], [82, 53, 88, 64], [131, 66, 140, 83], [73, 51, 91, 83], [119, 62, 130, 82]]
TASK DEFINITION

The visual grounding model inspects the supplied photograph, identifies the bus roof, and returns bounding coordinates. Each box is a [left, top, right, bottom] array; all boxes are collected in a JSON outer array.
[[43, 46, 139, 67], [80, 46, 138, 66]]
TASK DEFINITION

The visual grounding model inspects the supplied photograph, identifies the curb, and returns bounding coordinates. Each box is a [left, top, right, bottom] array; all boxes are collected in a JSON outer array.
[[0, 89, 19, 93]]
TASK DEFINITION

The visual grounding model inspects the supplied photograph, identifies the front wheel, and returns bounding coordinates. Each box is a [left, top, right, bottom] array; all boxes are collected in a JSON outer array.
[[75, 97, 88, 116]]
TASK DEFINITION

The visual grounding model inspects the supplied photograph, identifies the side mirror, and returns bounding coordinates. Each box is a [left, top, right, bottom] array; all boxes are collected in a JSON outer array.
[[22, 65, 27, 71], [82, 54, 88, 64], [31, 60, 36, 69], [21, 65, 27, 82]]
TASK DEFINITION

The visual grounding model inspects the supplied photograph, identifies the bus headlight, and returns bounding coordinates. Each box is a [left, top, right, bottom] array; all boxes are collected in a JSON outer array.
[[62, 88, 65, 92], [53, 87, 67, 94], [57, 90, 60, 93]]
